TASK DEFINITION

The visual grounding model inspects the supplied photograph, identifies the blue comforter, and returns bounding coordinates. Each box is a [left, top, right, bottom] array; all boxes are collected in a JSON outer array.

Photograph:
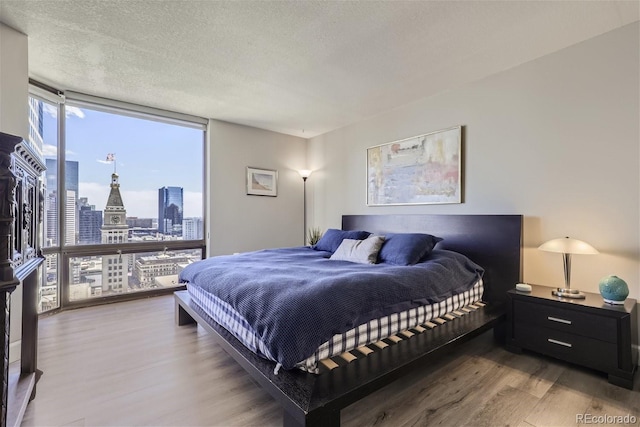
[[179, 247, 483, 369]]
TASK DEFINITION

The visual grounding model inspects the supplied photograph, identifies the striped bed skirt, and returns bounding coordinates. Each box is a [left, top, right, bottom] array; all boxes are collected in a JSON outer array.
[[315, 300, 486, 373], [187, 280, 484, 374]]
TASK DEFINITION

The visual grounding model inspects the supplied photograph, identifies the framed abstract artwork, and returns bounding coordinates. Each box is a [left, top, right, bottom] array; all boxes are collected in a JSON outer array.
[[367, 126, 462, 206], [246, 167, 278, 197]]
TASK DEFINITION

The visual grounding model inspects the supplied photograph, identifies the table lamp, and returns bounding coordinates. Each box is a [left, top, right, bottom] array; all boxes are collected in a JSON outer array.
[[538, 236, 599, 299]]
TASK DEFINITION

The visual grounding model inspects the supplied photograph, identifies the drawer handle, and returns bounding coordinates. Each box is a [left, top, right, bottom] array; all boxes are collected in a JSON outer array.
[[547, 316, 572, 325], [548, 338, 572, 348]]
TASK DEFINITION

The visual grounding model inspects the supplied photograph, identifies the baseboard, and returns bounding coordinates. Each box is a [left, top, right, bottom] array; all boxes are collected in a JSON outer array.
[[7, 362, 36, 427], [9, 340, 21, 363]]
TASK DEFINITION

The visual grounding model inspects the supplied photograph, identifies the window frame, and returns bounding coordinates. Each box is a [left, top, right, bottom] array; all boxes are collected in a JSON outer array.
[[33, 82, 207, 312]]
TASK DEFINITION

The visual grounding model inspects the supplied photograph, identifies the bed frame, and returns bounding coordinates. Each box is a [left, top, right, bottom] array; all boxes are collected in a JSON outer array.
[[174, 214, 522, 426]]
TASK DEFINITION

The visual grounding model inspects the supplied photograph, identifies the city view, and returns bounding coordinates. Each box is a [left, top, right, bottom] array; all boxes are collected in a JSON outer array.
[[29, 97, 205, 311]]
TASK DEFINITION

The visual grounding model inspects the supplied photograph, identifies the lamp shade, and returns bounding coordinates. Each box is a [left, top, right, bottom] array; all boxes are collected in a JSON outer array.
[[298, 169, 312, 179], [538, 237, 599, 255]]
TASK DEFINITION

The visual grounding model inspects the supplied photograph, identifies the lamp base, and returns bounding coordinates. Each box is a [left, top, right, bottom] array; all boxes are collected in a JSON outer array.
[[552, 288, 586, 299]]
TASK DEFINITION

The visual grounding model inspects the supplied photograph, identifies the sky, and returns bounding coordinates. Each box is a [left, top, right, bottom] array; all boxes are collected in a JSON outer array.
[[42, 103, 204, 218]]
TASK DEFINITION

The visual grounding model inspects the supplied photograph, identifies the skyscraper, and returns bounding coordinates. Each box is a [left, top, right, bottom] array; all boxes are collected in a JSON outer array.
[[79, 198, 103, 245], [45, 159, 79, 200], [65, 189, 77, 245], [182, 218, 203, 240], [28, 97, 44, 158], [158, 186, 183, 236], [45, 192, 57, 246], [101, 173, 129, 294], [44, 159, 79, 245]]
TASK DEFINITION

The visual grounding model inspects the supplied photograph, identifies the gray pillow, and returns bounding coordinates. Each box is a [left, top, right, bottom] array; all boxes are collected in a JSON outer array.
[[330, 235, 386, 264]]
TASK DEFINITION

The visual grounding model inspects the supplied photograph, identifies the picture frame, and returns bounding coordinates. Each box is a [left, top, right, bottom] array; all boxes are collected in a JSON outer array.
[[246, 167, 278, 197], [367, 126, 462, 206]]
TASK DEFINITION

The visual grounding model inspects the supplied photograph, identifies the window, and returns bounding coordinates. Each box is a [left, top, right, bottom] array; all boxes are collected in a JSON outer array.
[[63, 101, 204, 246], [30, 91, 61, 313], [33, 86, 206, 310]]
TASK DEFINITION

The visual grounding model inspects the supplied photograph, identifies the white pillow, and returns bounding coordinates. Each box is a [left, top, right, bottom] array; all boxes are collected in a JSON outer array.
[[330, 235, 385, 264]]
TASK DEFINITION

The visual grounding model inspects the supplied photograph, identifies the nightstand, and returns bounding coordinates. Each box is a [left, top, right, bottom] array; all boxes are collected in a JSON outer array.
[[506, 284, 638, 389]]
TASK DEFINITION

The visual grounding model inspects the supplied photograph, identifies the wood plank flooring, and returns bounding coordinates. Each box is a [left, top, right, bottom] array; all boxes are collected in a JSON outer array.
[[22, 295, 639, 426]]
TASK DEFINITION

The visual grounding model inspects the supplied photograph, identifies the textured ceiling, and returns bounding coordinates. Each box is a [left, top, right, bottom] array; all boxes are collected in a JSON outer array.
[[1, 1, 638, 138]]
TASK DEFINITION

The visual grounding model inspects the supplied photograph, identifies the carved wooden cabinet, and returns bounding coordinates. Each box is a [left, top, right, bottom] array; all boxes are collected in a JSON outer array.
[[0, 132, 44, 426]]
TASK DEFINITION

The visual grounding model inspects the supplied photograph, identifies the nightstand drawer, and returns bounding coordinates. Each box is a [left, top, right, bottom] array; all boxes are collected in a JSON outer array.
[[514, 299, 617, 343], [515, 323, 618, 370]]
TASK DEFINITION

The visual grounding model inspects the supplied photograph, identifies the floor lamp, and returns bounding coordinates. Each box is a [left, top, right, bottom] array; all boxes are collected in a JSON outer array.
[[298, 170, 312, 245]]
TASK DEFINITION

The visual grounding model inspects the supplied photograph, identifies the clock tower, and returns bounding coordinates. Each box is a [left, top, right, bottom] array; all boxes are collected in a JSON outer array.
[[101, 172, 129, 294]]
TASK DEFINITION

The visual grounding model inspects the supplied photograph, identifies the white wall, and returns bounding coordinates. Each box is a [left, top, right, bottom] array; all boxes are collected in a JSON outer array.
[[0, 23, 29, 138], [0, 23, 29, 363], [308, 24, 639, 305], [207, 119, 307, 256]]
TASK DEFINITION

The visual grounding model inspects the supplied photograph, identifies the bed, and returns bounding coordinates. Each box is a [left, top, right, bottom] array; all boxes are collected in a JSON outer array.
[[175, 214, 522, 427]]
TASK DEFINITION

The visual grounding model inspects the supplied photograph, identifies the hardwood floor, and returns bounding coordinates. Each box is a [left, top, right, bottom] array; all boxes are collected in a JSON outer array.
[[22, 295, 639, 426]]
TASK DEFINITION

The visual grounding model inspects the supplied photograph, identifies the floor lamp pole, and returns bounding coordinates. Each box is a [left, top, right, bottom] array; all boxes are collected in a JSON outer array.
[[302, 176, 307, 245]]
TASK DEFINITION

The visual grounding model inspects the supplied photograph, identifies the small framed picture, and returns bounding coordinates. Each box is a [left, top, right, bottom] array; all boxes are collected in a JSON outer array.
[[246, 167, 278, 197]]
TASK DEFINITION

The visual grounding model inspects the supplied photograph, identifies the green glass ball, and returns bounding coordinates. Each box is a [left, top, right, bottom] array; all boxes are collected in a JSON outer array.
[[598, 275, 629, 305]]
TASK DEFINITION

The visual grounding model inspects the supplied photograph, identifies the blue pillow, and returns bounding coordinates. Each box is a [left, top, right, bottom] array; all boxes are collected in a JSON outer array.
[[378, 233, 443, 265], [313, 229, 371, 253]]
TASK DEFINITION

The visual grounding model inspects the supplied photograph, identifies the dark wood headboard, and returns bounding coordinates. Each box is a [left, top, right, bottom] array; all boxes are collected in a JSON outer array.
[[342, 214, 522, 306]]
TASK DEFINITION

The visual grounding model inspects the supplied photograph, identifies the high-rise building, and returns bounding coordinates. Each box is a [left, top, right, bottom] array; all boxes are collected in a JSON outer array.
[[126, 217, 153, 228], [45, 159, 78, 200], [158, 186, 183, 235], [69, 258, 81, 285], [101, 173, 129, 294], [65, 189, 77, 245], [45, 191, 57, 245], [79, 199, 103, 245], [28, 97, 44, 158], [45, 159, 79, 245], [45, 189, 77, 246], [182, 217, 203, 240]]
